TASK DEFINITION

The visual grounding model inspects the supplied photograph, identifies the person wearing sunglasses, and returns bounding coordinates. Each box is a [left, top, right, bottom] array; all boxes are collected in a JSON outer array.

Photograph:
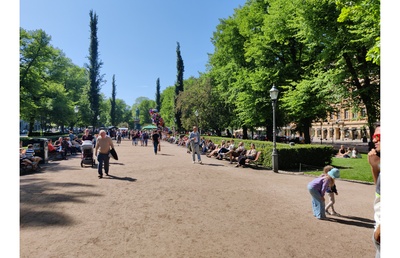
[[368, 121, 380, 258]]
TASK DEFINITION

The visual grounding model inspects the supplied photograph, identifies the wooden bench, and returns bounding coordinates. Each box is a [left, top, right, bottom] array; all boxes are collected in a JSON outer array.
[[245, 151, 262, 167]]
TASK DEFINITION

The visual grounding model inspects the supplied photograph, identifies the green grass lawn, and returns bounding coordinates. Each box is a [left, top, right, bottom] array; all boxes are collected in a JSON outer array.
[[304, 154, 374, 183]]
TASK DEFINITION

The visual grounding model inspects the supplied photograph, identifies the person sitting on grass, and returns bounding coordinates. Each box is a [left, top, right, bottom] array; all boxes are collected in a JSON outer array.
[[351, 147, 361, 158]]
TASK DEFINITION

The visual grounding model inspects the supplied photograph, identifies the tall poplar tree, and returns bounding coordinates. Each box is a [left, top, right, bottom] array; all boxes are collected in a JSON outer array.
[[155, 77, 161, 111], [110, 74, 116, 126], [87, 10, 104, 129], [174, 42, 184, 132]]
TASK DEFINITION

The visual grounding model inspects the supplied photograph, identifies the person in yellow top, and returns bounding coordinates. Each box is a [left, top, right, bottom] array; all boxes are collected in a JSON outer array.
[[95, 130, 114, 178]]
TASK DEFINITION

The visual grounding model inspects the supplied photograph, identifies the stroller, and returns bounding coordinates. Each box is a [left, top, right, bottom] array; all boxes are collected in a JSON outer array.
[[81, 140, 95, 167]]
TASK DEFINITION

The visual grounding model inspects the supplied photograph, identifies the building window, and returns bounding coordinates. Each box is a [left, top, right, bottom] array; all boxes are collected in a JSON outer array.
[[344, 110, 349, 119], [352, 112, 358, 119], [361, 108, 367, 117]]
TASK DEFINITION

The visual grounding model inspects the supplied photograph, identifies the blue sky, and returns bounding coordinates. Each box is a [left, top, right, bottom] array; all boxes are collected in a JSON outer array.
[[19, 0, 246, 106]]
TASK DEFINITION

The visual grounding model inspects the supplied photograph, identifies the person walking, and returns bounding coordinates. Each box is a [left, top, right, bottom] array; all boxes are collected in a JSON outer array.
[[189, 126, 202, 164], [157, 129, 162, 152], [142, 131, 149, 146], [82, 128, 93, 141], [94, 130, 114, 179], [151, 129, 160, 155], [307, 168, 340, 220]]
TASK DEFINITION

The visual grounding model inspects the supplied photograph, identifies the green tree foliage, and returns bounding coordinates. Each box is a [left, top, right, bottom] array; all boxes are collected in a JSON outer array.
[[87, 10, 105, 129], [174, 42, 184, 132], [291, 0, 380, 137], [159, 86, 175, 129], [138, 99, 157, 126], [176, 75, 229, 134], [155, 78, 161, 111], [113, 99, 131, 126], [130, 96, 148, 123], [20, 28, 88, 133], [110, 74, 117, 125], [336, 0, 380, 65], [208, 0, 380, 141], [45, 82, 75, 127], [20, 28, 55, 133]]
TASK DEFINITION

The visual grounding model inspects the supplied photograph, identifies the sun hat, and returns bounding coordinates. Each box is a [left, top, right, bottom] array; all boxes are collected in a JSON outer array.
[[328, 168, 340, 179]]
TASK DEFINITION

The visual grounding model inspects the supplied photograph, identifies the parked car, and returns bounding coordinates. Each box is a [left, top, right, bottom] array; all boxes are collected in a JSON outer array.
[[276, 136, 287, 143]]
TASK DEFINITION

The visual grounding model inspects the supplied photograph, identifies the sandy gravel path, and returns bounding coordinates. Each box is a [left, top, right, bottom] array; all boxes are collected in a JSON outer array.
[[20, 139, 376, 257]]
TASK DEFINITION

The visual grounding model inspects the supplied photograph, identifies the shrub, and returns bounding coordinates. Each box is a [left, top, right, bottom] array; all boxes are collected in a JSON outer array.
[[205, 136, 333, 170]]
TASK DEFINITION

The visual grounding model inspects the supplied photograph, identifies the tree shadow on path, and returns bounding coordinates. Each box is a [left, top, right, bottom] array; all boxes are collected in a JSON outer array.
[[20, 180, 102, 228]]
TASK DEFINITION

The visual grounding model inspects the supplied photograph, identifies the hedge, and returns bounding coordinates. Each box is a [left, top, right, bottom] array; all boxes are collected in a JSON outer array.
[[203, 136, 333, 170]]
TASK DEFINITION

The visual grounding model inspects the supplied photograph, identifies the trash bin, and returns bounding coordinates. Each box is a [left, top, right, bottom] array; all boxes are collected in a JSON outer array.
[[28, 138, 48, 164]]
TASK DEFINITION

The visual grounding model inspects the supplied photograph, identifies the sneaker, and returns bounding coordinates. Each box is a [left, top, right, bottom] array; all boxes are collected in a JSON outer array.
[[325, 210, 332, 215], [98, 175, 103, 179], [199, 161, 203, 164], [105, 172, 109, 176], [193, 161, 196, 164]]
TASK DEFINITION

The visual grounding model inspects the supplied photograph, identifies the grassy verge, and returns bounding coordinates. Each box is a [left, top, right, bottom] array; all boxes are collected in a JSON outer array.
[[304, 154, 373, 183]]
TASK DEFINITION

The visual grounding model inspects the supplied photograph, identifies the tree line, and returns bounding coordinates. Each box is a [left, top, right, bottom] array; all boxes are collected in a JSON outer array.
[[20, 0, 380, 142]]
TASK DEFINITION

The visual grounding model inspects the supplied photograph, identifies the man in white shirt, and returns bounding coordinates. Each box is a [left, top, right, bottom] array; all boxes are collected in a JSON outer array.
[[189, 126, 202, 164]]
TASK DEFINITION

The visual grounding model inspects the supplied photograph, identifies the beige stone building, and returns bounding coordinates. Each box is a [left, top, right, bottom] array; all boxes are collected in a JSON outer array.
[[280, 103, 370, 144], [310, 104, 369, 143]]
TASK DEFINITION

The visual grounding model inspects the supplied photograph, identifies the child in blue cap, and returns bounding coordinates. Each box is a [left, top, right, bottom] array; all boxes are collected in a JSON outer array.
[[307, 167, 340, 219]]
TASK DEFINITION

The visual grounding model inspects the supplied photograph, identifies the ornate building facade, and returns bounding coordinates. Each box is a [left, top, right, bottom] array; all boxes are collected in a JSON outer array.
[[310, 104, 369, 143]]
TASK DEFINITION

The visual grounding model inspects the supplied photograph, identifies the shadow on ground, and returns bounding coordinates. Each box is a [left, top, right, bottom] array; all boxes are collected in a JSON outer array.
[[20, 178, 102, 227], [327, 215, 375, 229], [104, 175, 137, 182]]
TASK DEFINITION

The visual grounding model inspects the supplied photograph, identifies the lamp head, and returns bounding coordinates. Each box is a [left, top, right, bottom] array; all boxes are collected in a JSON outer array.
[[270, 84, 279, 100]]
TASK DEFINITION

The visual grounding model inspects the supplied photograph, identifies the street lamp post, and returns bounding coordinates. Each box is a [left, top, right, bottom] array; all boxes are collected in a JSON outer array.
[[320, 120, 323, 145], [74, 105, 79, 133], [270, 85, 279, 173], [329, 122, 334, 145], [194, 110, 199, 134]]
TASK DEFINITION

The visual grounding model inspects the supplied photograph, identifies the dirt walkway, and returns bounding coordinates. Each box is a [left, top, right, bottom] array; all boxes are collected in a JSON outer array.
[[20, 139, 376, 257]]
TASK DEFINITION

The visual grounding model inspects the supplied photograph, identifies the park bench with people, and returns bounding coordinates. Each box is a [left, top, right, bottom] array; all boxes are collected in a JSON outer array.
[[220, 150, 262, 168], [244, 151, 262, 168]]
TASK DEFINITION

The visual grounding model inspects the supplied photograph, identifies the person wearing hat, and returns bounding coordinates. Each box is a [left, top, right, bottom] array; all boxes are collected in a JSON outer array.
[[307, 167, 340, 219]]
